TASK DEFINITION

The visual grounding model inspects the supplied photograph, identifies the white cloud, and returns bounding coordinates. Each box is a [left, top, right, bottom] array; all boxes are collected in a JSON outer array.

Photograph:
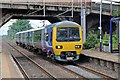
[[0, 19, 16, 36], [0, 19, 51, 36], [29, 20, 51, 28]]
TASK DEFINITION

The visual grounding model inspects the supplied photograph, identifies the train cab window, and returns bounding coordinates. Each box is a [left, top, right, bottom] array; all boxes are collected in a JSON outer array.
[[57, 27, 80, 42]]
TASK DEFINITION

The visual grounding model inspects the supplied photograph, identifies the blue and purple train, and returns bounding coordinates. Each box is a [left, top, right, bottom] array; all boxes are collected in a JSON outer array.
[[16, 21, 83, 62]]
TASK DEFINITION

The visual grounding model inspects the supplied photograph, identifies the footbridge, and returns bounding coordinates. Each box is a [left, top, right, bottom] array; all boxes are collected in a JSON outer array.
[[1, 0, 119, 26]]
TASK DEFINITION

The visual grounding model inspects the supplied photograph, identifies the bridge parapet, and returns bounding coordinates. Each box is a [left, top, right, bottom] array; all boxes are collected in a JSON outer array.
[[0, 0, 120, 26]]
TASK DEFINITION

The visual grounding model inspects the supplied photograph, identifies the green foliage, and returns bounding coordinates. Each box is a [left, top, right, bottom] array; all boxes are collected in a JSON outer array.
[[102, 34, 118, 49], [103, 34, 109, 40], [83, 32, 99, 49], [112, 34, 118, 49], [112, 7, 120, 17], [103, 34, 109, 46], [7, 19, 32, 39]]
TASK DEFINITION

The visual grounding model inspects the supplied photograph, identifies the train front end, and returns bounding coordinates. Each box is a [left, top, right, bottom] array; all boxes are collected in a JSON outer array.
[[53, 25, 83, 62]]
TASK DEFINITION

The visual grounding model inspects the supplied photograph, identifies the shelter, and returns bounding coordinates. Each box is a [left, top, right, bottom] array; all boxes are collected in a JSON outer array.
[[110, 17, 120, 53]]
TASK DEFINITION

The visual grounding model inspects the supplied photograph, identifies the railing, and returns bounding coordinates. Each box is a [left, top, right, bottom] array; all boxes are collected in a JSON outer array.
[[0, 0, 91, 7], [1, 0, 119, 16], [91, 1, 120, 15]]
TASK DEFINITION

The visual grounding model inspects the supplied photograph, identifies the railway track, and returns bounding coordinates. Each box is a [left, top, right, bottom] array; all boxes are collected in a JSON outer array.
[[73, 63, 117, 80], [7, 42, 89, 79], [6, 41, 117, 80], [10, 53, 30, 80], [49, 61, 90, 80], [7, 41, 91, 79], [6, 42, 57, 79]]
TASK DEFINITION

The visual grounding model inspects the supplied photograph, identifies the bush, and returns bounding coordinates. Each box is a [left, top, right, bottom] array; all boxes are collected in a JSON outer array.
[[102, 34, 118, 49], [83, 32, 99, 49], [102, 34, 109, 46]]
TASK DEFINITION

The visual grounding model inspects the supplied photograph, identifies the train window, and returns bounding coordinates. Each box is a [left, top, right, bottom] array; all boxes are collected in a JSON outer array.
[[22, 33, 25, 42], [45, 33, 48, 41], [34, 30, 41, 42], [57, 27, 80, 42], [39, 30, 41, 41], [29, 32, 32, 42]]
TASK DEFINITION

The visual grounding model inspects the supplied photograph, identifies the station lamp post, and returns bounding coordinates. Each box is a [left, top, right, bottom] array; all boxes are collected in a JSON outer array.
[[99, 0, 102, 52], [80, 0, 86, 43]]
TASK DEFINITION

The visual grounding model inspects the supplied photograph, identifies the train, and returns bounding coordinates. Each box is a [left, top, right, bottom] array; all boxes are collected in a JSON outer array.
[[15, 21, 83, 62]]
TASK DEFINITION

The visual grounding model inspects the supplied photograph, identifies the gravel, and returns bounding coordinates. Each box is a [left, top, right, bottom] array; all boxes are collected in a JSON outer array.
[[6, 42, 51, 78], [65, 65, 101, 78], [78, 61, 118, 79], [17, 57, 49, 78]]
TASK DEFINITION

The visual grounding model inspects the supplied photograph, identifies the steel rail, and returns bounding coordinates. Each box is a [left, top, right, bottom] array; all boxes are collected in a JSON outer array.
[[3, 41, 30, 80], [38, 56, 90, 80], [9, 42, 90, 80], [10, 53, 30, 80], [51, 62, 90, 80], [7, 42, 57, 80], [73, 62, 117, 80]]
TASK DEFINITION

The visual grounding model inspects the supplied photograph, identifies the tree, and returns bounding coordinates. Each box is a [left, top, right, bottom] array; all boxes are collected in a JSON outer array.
[[112, 7, 120, 17], [7, 19, 32, 39]]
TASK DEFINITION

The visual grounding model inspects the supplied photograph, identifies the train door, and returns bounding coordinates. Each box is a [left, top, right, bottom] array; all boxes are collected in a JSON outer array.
[[41, 29, 46, 50], [48, 28, 52, 46], [28, 32, 30, 45]]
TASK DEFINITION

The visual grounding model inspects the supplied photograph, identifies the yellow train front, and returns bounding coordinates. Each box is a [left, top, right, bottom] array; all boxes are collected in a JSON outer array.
[[52, 21, 83, 61]]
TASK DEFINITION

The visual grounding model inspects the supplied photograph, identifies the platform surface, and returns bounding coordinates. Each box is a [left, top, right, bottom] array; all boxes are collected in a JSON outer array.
[[1, 41, 23, 78], [81, 50, 119, 63]]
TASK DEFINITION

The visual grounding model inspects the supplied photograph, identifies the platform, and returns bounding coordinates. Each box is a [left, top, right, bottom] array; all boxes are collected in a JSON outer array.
[[1, 42, 23, 78], [81, 50, 119, 63]]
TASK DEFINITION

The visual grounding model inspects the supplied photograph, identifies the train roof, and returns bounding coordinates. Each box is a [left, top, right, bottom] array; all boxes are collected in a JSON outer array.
[[16, 21, 80, 34], [16, 27, 44, 34], [45, 21, 80, 28], [55, 21, 80, 26]]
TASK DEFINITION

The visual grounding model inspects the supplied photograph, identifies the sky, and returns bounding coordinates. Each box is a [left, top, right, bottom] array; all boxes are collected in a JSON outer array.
[[0, 19, 51, 36], [0, 19, 16, 36]]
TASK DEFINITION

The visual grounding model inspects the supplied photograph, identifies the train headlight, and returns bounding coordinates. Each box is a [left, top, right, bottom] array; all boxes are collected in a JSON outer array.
[[56, 45, 63, 49], [75, 45, 81, 49]]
